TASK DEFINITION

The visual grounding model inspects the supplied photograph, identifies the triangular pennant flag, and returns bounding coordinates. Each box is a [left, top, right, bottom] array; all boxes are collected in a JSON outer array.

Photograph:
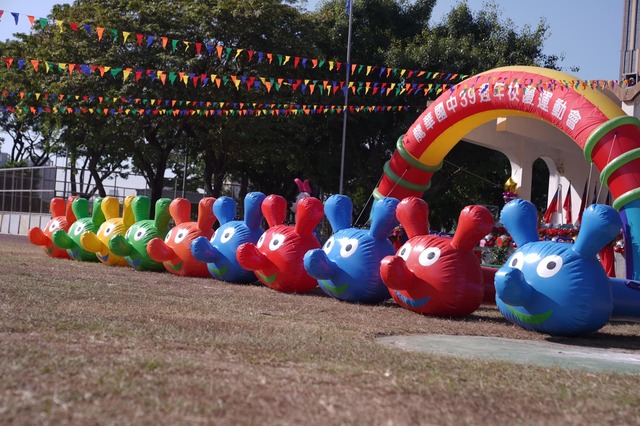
[[69, 22, 79, 32], [543, 187, 560, 224], [11, 12, 19, 25], [97, 27, 105, 41], [230, 75, 241, 89], [38, 17, 48, 29], [122, 31, 131, 44], [216, 45, 223, 59]]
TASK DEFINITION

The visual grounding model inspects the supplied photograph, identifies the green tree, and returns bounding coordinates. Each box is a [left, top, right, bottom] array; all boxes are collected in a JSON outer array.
[[305, 0, 437, 213], [0, 39, 64, 167], [384, 0, 561, 229]]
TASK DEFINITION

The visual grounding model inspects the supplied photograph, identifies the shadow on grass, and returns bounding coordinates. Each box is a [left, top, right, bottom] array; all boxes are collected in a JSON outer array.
[[547, 326, 640, 351]]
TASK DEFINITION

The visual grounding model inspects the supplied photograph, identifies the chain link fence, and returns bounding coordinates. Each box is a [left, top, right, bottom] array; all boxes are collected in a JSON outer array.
[[0, 165, 199, 235]]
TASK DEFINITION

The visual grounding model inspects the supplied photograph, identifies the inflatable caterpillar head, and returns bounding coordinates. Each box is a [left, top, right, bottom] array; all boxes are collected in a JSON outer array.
[[80, 195, 135, 266], [237, 194, 323, 293], [52, 197, 105, 261], [28, 196, 78, 259], [304, 195, 398, 303], [147, 197, 216, 277], [108, 196, 172, 271], [191, 192, 266, 283], [380, 197, 493, 317], [495, 199, 621, 335]]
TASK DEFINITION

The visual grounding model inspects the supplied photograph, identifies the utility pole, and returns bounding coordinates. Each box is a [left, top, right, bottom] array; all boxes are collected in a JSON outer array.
[[339, 0, 354, 195]]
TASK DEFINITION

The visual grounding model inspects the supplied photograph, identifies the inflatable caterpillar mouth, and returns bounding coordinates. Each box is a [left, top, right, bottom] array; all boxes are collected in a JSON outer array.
[[319, 280, 349, 295], [506, 305, 553, 325], [256, 271, 277, 285], [393, 290, 430, 309], [97, 253, 110, 263], [166, 261, 183, 272], [70, 248, 80, 259], [208, 263, 228, 277], [127, 257, 141, 268]]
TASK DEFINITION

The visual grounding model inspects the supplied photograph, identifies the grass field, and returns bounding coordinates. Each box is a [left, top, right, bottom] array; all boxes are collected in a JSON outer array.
[[1, 234, 640, 425]]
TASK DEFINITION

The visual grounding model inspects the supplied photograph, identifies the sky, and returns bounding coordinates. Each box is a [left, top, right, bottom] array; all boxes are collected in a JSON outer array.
[[0, 0, 624, 81]]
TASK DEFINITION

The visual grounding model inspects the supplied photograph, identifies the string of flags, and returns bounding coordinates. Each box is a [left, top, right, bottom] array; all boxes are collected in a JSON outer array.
[[0, 89, 414, 113], [0, 103, 410, 117], [0, 55, 454, 97], [0, 9, 465, 83], [0, 9, 633, 105]]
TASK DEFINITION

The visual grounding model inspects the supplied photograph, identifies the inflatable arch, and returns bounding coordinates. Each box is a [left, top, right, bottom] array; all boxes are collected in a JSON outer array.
[[375, 65, 640, 280]]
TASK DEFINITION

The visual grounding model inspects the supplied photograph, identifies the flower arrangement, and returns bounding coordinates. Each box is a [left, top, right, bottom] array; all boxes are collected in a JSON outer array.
[[389, 225, 407, 250], [502, 191, 518, 204], [479, 224, 624, 252], [389, 225, 405, 242]]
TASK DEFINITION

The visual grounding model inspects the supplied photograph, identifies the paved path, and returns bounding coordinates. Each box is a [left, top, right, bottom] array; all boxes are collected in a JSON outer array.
[[377, 334, 640, 374]]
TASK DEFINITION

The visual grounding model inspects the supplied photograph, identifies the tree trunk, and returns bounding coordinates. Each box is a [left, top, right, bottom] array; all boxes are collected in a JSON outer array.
[[240, 174, 249, 200]]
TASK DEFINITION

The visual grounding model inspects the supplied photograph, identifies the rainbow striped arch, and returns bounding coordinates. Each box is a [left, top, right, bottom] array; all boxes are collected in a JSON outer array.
[[375, 65, 640, 280]]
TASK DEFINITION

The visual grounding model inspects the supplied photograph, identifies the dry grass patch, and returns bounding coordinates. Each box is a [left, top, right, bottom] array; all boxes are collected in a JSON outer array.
[[1, 234, 640, 425]]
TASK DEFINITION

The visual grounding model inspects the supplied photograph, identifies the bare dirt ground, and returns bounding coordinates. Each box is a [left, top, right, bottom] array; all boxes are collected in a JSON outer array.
[[1, 233, 640, 425]]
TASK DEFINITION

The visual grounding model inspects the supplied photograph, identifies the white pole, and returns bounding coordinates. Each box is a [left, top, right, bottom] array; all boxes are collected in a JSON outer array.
[[339, 0, 354, 195]]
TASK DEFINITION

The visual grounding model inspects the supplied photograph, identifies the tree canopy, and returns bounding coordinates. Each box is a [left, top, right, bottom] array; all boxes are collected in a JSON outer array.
[[0, 0, 561, 225]]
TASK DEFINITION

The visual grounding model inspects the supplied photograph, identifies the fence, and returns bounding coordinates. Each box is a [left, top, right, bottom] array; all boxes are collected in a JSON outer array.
[[0, 164, 253, 236], [0, 165, 159, 235]]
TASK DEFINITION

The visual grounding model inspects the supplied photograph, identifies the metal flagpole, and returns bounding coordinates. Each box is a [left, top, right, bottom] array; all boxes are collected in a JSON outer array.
[[339, 0, 354, 195]]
